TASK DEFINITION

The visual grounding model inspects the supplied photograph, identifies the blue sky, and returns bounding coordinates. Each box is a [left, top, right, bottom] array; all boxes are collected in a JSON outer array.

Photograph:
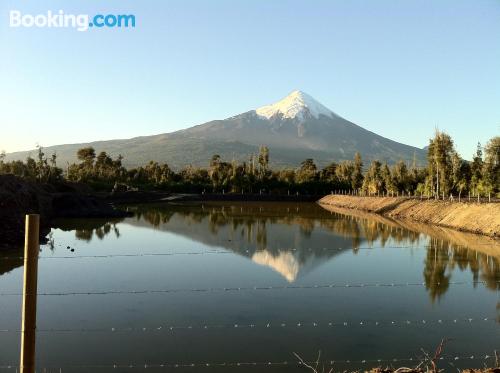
[[1, 0, 499, 159]]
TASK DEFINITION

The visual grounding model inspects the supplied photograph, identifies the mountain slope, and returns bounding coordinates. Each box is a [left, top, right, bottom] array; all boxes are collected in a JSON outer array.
[[5, 91, 426, 169]]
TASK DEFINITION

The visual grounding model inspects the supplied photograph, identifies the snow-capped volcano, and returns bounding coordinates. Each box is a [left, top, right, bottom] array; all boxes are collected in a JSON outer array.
[[256, 90, 335, 120], [5, 90, 427, 168]]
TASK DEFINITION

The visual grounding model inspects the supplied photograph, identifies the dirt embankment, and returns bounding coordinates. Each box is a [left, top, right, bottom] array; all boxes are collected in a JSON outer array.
[[320, 204, 500, 259], [318, 195, 500, 237], [0, 174, 129, 249]]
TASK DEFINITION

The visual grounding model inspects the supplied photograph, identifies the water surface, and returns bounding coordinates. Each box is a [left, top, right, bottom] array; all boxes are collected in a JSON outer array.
[[0, 202, 499, 372]]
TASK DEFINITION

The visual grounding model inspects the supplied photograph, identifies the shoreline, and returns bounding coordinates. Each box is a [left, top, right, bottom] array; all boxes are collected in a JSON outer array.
[[0, 175, 130, 249], [319, 203, 500, 259], [318, 195, 500, 238], [107, 191, 324, 204], [3, 171, 499, 251]]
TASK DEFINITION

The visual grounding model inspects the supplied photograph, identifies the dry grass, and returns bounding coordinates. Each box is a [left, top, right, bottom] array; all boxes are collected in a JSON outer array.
[[318, 195, 500, 237], [294, 342, 499, 373]]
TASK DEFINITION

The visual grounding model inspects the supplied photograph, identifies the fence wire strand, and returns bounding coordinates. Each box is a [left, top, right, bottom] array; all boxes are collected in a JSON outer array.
[[2, 243, 497, 261], [0, 316, 495, 334], [0, 354, 496, 370], [0, 280, 497, 297]]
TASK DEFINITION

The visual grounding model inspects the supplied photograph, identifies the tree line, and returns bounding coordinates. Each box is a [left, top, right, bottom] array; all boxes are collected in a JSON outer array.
[[1, 132, 498, 197]]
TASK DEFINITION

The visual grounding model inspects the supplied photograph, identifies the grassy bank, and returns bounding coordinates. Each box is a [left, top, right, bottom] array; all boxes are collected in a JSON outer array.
[[318, 195, 500, 237]]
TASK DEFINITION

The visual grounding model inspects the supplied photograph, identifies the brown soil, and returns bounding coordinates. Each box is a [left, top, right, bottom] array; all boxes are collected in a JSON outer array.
[[320, 204, 500, 258], [318, 195, 500, 238]]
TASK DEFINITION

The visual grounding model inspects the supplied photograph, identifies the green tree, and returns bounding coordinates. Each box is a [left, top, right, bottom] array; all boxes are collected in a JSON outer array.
[[320, 162, 338, 183], [278, 169, 296, 185], [0, 150, 6, 174], [426, 130, 455, 197], [208, 154, 231, 191], [362, 160, 384, 195], [381, 162, 395, 194], [392, 160, 409, 193], [352, 152, 364, 190], [36, 145, 47, 182], [450, 152, 469, 199], [296, 158, 317, 183], [209, 154, 221, 189], [483, 136, 500, 196], [335, 161, 354, 187], [470, 142, 484, 196], [230, 160, 246, 192], [257, 145, 269, 181], [77, 147, 96, 166]]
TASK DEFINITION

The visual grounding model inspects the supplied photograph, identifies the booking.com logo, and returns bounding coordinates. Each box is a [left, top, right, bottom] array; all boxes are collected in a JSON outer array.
[[9, 10, 136, 31]]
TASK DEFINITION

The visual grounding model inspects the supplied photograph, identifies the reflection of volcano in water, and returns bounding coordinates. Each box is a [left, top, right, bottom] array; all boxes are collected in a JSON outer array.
[[252, 250, 327, 282], [252, 251, 299, 282], [9, 201, 495, 302], [120, 202, 500, 293], [124, 202, 353, 281]]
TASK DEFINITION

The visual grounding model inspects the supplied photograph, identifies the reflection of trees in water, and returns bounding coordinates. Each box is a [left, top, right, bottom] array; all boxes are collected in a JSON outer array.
[[83, 203, 500, 302], [423, 240, 451, 302], [423, 237, 500, 303], [0, 250, 23, 277], [316, 212, 423, 250], [53, 217, 124, 243], [294, 218, 315, 238], [73, 222, 120, 242], [134, 209, 175, 227], [129, 204, 428, 251]]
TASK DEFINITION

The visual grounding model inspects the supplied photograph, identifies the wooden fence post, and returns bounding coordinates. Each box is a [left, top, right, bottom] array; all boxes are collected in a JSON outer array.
[[20, 214, 39, 373]]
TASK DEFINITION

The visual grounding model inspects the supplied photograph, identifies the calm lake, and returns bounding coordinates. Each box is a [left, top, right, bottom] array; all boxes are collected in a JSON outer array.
[[0, 202, 499, 372]]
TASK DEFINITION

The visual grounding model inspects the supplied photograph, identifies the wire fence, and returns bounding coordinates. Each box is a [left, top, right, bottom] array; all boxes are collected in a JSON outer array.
[[1, 237, 498, 371], [1, 280, 497, 297], [0, 354, 497, 371], [1, 243, 498, 261], [329, 190, 500, 204], [0, 316, 495, 334]]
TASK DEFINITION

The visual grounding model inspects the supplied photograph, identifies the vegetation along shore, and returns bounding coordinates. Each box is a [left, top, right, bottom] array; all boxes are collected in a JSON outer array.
[[0, 131, 498, 246]]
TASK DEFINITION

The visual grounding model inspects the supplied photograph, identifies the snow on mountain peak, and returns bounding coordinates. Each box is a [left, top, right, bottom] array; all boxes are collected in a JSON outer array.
[[255, 90, 335, 120]]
